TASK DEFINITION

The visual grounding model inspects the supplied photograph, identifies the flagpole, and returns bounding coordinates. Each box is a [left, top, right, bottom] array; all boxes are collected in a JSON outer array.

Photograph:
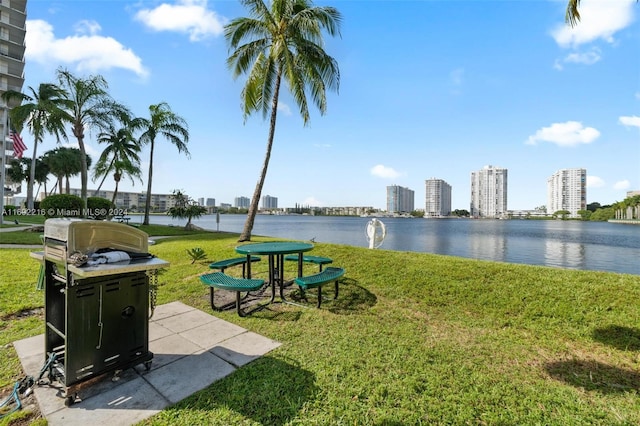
[[0, 106, 7, 226]]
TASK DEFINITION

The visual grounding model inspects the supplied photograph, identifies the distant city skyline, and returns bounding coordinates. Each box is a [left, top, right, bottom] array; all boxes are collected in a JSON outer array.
[[12, 1, 637, 212]]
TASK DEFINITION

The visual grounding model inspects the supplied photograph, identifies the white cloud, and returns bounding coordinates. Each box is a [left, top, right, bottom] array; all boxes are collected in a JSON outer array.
[[564, 48, 602, 65], [614, 180, 630, 190], [525, 121, 600, 147], [302, 196, 323, 207], [74, 20, 101, 36], [370, 164, 403, 179], [619, 115, 640, 128], [550, 0, 635, 48], [277, 102, 292, 116], [587, 175, 605, 188], [134, 0, 225, 42], [25, 19, 149, 78], [554, 48, 602, 70]]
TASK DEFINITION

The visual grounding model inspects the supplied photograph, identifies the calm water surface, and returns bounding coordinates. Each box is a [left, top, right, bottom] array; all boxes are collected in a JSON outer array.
[[147, 215, 640, 275]]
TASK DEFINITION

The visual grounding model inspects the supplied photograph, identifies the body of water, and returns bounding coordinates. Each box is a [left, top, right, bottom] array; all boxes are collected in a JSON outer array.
[[145, 214, 640, 275]]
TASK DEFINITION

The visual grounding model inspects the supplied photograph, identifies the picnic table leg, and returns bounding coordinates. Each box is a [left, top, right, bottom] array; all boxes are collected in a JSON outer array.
[[245, 254, 252, 278], [278, 254, 286, 299], [269, 255, 276, 303], [297, 255, 304, 277]]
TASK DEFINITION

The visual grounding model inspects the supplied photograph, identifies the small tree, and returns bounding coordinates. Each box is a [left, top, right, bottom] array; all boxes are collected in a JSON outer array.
[[167, 190, 207, 230]]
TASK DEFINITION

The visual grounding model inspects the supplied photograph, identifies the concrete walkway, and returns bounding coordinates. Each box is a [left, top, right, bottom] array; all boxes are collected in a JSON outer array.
[[13, 301, 281, 425]]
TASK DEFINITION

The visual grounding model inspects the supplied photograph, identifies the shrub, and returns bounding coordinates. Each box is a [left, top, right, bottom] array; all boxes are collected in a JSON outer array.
[[40, 194, 83, 217], [87, 197, 115, 220]]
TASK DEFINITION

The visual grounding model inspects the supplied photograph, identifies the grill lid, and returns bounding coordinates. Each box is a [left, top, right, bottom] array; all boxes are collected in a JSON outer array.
[[44, 218, 149, 255]]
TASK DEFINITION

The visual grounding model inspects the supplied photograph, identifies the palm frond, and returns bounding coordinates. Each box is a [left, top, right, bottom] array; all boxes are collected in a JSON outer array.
[[565, 0, 581, 27]]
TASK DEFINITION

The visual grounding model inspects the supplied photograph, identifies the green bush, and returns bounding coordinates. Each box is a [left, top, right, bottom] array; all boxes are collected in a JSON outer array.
[[40, 194, 83, 217], [87, 197, 114, 220]]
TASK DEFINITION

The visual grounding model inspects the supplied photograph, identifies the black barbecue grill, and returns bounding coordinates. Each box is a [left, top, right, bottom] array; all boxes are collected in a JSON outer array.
[[33, 218, 169, 406]]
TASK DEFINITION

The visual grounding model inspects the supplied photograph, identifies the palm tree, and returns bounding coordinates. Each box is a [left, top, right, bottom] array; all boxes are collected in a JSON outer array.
[[56, 68, 130, 210], [93, 125, 142, 205], [43, 147, 91, 194], [133, 102, 189, 225], [7, 157, 49, 200], [225, 0, 341, 241], [1, 83, 70, 208]]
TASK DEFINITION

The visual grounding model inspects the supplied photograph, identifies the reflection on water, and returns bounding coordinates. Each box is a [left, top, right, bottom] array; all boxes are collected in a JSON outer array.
[[148, 214, 640, 275], [468, 222, 507, 263], [545, 240, 586, 270]]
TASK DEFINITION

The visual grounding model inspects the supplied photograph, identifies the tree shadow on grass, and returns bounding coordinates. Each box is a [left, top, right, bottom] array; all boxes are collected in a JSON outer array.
[[592, 325, 640, 352], [545, 359, 640, 394], [167, 355, 318, 425]]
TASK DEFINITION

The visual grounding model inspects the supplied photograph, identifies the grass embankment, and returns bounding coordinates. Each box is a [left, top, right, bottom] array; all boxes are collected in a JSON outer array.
[[1, 224, 640, 425]]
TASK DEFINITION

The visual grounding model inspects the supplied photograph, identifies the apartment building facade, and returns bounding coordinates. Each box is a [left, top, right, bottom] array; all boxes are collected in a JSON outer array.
[[425, 178, 452, 217], [235, 196, 250, 209], [66, 188, 177, 211], [547, 168, 586, 218], [261, 194, 278, 209], [0, 0, 26, 215], [470, 165, 508, 218], [386, 185, 415, 213]]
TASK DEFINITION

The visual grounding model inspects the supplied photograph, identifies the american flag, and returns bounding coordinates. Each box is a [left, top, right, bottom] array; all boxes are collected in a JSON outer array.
[[10, 130, 27, 159]]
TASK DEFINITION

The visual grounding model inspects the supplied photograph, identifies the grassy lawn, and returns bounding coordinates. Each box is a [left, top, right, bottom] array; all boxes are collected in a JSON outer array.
[[1, 225, 640, 425]]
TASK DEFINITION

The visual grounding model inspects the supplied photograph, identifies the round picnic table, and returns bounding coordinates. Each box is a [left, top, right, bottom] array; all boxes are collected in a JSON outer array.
[[236, 241, 314, 303]]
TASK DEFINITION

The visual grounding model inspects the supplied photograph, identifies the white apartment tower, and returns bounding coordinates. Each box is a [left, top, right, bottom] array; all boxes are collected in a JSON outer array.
[[547, 168, 586, 218], [235, 196, 250, 209], [0, 0, 26, 222], [425, 179, 452, 217], [470, 165, 508, 218], [386, 185, 415, 213], [261, 195, 278, 209]]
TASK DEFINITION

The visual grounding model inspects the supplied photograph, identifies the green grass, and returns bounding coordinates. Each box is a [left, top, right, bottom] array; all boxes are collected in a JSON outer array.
[[1, 228, 640, 425]]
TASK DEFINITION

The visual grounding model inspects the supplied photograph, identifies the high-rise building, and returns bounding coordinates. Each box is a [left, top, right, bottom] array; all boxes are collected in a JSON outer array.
[[205, 198, 215, 207], [425, 179, 452, 217], [0, 0, 26, 220], [470, 165, 508, 218], [547, 168, 586, 218], [386, 185, 414, 213], [235, 196, 250, 208], [261, 195, 278, 209]]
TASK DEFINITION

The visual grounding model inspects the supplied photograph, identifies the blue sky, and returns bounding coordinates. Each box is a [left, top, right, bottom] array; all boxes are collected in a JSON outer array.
[[21, 0, 639, 210]]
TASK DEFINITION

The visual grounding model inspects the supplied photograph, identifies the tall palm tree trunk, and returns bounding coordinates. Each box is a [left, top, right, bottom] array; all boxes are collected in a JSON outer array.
[[94, 157, 115, 195], [143, 141, 155, 225], [111, 173, 121, 205], [239, 73, 282, 242], [26, 140, 39, 209]]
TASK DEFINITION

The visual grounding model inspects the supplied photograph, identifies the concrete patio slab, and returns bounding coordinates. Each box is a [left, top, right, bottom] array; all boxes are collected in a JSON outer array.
[[12, 301, 281, 426]]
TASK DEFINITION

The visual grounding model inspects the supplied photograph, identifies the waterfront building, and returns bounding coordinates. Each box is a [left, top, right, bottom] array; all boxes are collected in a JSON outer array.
[[387, 185, 415, 214], [425, 178, 452, 217], [197, 197, 204, 206], [205, 198, 215, 207], [66, 188, 177, 211], [470, 165, 508, 218], [235, 196, 250, 209], [0, 0, 26, 217], [262, 195, 278, 209], [547, 168, 586, 218]]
